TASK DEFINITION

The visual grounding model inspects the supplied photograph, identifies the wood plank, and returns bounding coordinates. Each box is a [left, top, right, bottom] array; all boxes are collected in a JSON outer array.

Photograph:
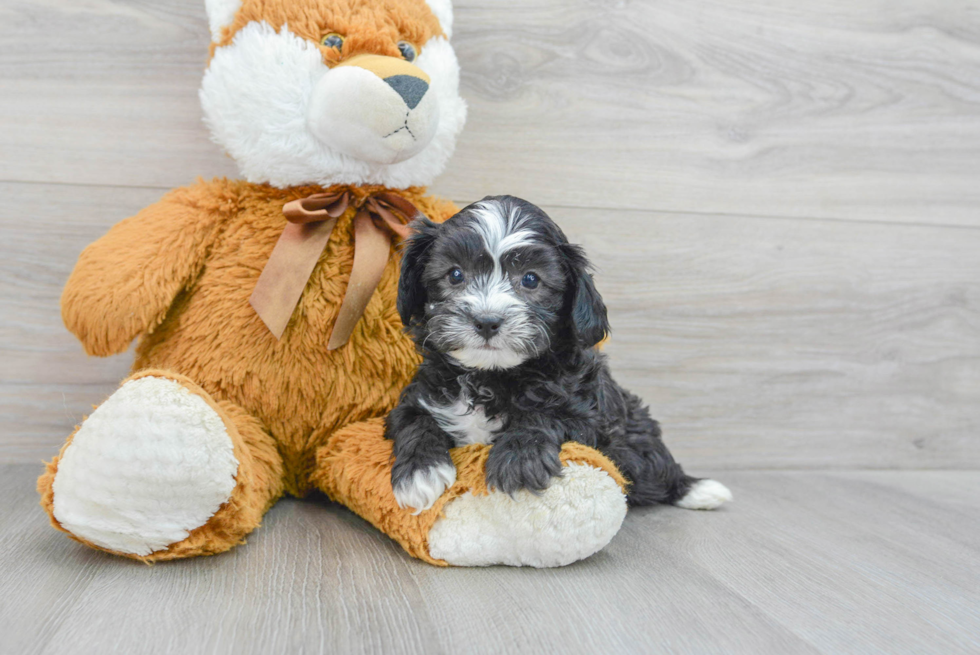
[[2, 465, 978, 654], [2, 181, 978, 467], [447, 0, 980, 226], [0, 0, 237, 187], [568, 205, 980, 470], [1, 1, 979, 225], [0, 464, 118, 655], [623, 470, 980, 654]]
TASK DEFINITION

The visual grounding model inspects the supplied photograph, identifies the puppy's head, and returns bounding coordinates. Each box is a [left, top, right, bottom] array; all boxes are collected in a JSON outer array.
[[398, 196, 609, 370]]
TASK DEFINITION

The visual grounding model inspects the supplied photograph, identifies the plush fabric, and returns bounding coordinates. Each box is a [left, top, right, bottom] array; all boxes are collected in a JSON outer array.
[[50, 375, 239, 556], [214, 0, 445, 52], [427, 462, 628, 567], [312, 419, 626, 565], [38, 0, 631, 568], [58, 181, 454, 497], [40, 369, 286, 562], [201, 1, 465, 188]]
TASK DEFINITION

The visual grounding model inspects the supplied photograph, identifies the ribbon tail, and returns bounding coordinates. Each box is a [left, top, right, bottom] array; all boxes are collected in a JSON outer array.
[[327, 210, 393, 350], [250, 219, 337, 339], [369, 194, 420, 240]]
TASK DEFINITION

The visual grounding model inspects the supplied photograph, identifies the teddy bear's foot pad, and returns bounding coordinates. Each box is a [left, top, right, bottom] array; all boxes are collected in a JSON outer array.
[[428, 463, 627, 567], [51, 376, 239, 556]]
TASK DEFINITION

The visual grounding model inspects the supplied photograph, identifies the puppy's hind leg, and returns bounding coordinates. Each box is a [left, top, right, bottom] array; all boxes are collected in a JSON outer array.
[[601, 393, 731, 510]]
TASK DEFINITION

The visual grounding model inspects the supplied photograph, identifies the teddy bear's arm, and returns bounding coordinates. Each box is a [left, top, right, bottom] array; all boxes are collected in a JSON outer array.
[[61, 189, 222, 356]]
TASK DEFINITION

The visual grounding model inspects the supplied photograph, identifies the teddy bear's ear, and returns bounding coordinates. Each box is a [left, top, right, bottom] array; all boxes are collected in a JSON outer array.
[[205, 0, 241, 42], [425, 0, 453, 39]]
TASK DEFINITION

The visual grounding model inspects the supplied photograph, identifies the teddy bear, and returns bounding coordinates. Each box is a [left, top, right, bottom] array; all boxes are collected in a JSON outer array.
[[36, 0, 631, 567]]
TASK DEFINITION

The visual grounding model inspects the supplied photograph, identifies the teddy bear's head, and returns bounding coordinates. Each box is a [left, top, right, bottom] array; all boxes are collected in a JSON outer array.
[[200, 0, 465, 189]]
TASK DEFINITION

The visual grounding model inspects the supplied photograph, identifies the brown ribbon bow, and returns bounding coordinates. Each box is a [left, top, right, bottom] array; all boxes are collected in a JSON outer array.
[[249, 189, 423, 349]]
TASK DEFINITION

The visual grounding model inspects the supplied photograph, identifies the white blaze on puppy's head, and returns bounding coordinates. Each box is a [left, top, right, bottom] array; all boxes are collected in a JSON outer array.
[[200, 0, 466, 189]]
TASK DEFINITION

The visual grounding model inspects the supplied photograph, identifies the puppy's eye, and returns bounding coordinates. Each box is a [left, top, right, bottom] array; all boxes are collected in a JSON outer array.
[[321, 33, 344, 50], [521, 272, 540, 289], [448, 268, 465, 285], [397, 41, 417, 62]]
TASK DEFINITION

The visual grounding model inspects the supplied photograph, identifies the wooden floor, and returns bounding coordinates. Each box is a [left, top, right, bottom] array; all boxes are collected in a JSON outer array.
[[2, 464, 978, 655], [1, 0, 979, 653]]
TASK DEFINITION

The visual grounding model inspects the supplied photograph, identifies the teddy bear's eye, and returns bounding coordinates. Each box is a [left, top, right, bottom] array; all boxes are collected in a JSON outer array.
[[321, 33, 345, 50], [397, 41, 417, 62]]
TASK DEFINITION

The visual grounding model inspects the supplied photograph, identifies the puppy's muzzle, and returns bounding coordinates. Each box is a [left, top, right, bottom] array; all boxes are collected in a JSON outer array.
[[307, 54, 440, 165], [472, 314, 503, 341]]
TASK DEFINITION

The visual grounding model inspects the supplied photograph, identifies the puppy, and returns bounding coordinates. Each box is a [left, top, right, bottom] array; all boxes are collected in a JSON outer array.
[[386, 195, 732, 514]]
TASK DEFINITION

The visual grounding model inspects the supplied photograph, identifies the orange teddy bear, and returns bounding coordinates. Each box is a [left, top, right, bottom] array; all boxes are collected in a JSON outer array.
[[37, 0, 633, 567]]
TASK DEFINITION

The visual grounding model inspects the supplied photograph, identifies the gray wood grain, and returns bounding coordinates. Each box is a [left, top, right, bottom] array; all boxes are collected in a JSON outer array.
[[2, 465, 978, 655], [4, 182, 978, 468], [586, 206, 980, 470], [1, 1, 979, 224]]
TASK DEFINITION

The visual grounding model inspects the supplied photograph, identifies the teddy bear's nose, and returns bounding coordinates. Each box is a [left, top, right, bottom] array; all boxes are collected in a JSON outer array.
[[384, 75, 429, 110]]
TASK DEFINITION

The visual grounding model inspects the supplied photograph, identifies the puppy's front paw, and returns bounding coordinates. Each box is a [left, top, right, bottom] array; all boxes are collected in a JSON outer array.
[[392, 460, 457, 515], [485, 438, 563, 495]]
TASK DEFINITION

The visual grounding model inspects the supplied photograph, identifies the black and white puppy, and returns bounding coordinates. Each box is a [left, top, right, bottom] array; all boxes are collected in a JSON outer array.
[[386, 195, 732, 514]]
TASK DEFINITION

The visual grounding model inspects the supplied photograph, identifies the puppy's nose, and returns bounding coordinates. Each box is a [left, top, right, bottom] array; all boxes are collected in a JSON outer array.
[[473, 315, 503, 341], [385, 75, 429, 110]]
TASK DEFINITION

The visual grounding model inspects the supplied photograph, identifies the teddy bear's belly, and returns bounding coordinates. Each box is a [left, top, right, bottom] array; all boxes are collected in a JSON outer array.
[[132, 240, 418, 486]]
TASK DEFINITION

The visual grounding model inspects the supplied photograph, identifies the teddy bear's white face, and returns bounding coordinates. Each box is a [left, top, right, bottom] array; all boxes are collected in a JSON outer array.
[[199, 0, 466, 189]]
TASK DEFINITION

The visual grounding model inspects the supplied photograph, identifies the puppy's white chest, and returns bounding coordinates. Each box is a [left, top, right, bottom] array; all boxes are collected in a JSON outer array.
[[422, 396, 503, 446]]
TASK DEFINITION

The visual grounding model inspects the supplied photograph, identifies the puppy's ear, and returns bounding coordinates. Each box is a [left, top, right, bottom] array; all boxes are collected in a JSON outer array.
[[561, 243, 610, 347], [397, 218, 440, 327]]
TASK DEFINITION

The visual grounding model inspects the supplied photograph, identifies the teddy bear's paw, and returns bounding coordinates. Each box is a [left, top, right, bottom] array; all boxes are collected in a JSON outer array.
[[51, 376, 239, 557], [427, 462, 627, 567]]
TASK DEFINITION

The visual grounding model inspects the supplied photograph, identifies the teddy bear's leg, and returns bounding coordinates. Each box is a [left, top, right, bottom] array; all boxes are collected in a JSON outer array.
[[310, 418, 628, 567], [37, 370, 284, 561]]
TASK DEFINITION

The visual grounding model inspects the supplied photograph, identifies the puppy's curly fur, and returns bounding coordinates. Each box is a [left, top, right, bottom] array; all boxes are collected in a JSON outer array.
[[386, 195, 731, 513]]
